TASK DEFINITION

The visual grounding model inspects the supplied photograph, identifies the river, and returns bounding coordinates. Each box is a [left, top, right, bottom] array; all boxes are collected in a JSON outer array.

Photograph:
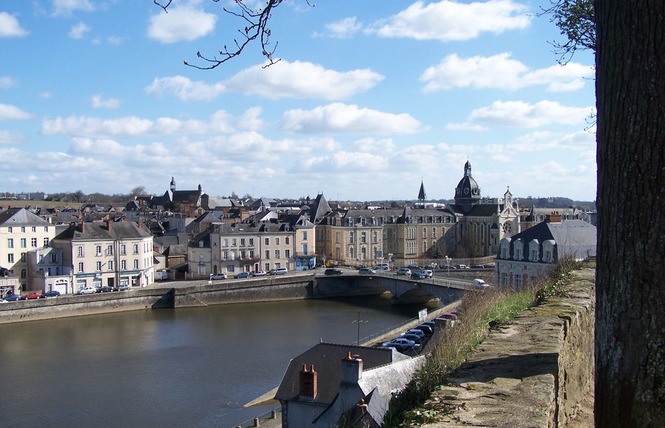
[[0, 294, 437, 427]]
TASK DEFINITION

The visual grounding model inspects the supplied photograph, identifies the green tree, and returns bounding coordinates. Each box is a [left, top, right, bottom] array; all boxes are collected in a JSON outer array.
[[541, 0, 594, 63]]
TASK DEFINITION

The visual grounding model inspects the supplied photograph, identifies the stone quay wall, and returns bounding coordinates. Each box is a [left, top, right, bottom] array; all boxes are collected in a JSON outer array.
[[423, 265, 595, 428]]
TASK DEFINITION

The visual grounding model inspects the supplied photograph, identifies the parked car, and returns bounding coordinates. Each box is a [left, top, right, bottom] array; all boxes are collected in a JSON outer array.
[[474, 279, 490, 289], [235, 272, 250, 279], [396, 268, 411, 276], [251, 271, 267, 277], [374, 263, 390, 271], [24, 291, 42, 300], [388, 337, 420, 350], [427, 262, 438, 269], [411, 271, 427, 279], [324, 268, 343, 276], [210, 273, 227, 280], [457, 264, 469, 269], [98, 286, 114, 293], [424, 269, 433, 278], [4, 293, 22, 301], [358, 267, 376, 275], [406, 329, 426, 339], [41, 290, 61, 298], [413, 324, 433, 335], [79, 287, 97, 295], [400, 333, 424, 344], [269, 267, 288, 275]]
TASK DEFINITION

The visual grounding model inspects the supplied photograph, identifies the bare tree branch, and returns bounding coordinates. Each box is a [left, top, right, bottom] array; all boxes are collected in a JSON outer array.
[[539, 0, 595, 65], [156, 0, 315, 70]]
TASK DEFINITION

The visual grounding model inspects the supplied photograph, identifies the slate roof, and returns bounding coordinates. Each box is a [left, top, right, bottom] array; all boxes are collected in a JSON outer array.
[[0, 207, 51, 227], [508, 219, 597, 260], [53, 221, 151, 242], [274, 342, 411, 404]]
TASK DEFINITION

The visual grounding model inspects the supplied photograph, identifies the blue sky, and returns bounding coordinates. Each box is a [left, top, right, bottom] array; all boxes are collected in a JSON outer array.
[[0, 0, 596, 202]]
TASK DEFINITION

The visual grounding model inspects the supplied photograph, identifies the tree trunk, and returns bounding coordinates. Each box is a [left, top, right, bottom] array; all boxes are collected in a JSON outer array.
[[595, 0, 665, 426]]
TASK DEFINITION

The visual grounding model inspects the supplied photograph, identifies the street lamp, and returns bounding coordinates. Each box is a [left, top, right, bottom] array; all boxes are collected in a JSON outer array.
[[445, 256, 450, 275]]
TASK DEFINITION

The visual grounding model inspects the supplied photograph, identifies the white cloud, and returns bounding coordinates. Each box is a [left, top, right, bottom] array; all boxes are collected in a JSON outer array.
[[421, 53, 593, 92], [0, 130, 23, 144], [145, 76, 226, 101], [40, 108, 258, 137], [0, 12, 28, 37], [448, 100, 595, 129], [370, 0, 530, 41], [52, 0, 95, 17], [90, 95, 120, 109], [69, 22, 90, 39], [147, 4, 217, 43], [0, 76, 15, 89], [281, 103, 423, 135], [0, 104, 32, 120], [354, 137, 397, 154], [321, 17, 362, 38], [226, 60, 384, 100]]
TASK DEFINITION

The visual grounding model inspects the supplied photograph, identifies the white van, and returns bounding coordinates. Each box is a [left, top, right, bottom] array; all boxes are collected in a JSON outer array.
[[374, 263, 390, 271], [474, 279, 490, 289]]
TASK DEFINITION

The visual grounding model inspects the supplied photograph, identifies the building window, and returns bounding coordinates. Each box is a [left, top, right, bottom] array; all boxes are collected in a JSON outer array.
[[285, 237, 290, 245], [302, 244, 308, 255], [264, 237, 270, 246], [21, 227, 25, 233], [51, 253, 57, 262], [21, 269, 27, 279], [249, 250, 255, 258], [108, 261, 114, 271], [78, 262, 84, 273], [106, 245, 114, 256], [134, 260, 139, 269], [361, 232, 367, 244], [96, 245, 102, 256], [432, 227, 436, 238], [121, 260, 127, 270], [20, 238, 26, 248], [276, 237, 280, 246], [373, 231, 378, 244], [285, 249, 290, 258], [275, 250, 280, 259], [240, 238, 245, 246], [302, 231, 308, 241], [121, 244, 126, 255], [232, 238, 237, 247], [223, 239, 228, 247], [77, 246, 84, 257], [43, 238, 49, 246], [265, 250, 270, 260], [96, 261, 102, 271], [249, 238, 254, 246], [133, 244, 139, 254], [8, 254, 14, 263], [7, 238, 13, 248]]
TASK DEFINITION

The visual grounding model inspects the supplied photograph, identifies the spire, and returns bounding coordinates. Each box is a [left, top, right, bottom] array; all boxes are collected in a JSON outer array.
[[170, 177, 176, 193], [418, 180, 427, 202]]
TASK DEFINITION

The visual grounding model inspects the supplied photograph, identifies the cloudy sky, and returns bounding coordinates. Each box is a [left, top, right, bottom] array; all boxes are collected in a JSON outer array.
[[1, 0, 596, 202]]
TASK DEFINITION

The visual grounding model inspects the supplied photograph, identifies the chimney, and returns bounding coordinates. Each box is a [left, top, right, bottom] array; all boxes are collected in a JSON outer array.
[[299, 363, 318, 400], [545, 211, 562, 223], [341, 352, 363, 384]]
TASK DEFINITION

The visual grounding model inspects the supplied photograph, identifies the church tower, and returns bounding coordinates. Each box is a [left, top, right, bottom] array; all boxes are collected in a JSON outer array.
[[454, 160, 482, 213], [170, 177, 176, 193]]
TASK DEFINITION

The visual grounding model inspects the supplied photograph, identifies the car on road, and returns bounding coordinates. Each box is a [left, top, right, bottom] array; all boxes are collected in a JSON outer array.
[[406, 329, 426, 339], [269, 267, 288, 275], [41, 290, 61, 298], [98, 286, 114, 293], [324, 268, 343, 276], [79, 287, 97, 295], [4, 293, 22, 301], [411, 271, 427, 279], [251, 271, 267, 277], [396, 267, 412, 276], [424, 269, 433, 278], [387, 337, 420, 350], [210, 273, 227, 280], [235, 272, 251, 279], [358, 267, 376, 275], [24, 291, 42, 300]]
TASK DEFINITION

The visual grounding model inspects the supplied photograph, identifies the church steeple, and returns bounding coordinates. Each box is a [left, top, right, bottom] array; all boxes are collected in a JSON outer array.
[[417, 180, 427, 203], [170, 177, 176, 193]]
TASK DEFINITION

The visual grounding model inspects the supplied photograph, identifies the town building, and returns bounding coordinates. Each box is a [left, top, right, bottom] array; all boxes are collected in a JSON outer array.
[[49, 220, 155, 292], [0, 207, 57, 294], [275, 343, 425, 427], [496, 215, 597, 288]]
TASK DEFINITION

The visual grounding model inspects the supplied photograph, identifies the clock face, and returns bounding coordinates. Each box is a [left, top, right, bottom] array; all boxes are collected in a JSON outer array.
[[464, 188, 469, 195], [472, 188, 479, 195]]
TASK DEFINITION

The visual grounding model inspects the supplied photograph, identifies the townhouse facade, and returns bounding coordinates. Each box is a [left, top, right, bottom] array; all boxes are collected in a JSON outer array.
[[0, 207, 57, 294], [50, 220, 155, 292]]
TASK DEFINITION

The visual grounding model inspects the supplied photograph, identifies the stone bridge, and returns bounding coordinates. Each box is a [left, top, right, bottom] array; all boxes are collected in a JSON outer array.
[[313, 272, 475, 304]]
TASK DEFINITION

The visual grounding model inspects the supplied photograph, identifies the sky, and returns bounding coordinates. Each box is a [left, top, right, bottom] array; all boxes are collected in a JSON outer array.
[[0, 0, 596, 202]]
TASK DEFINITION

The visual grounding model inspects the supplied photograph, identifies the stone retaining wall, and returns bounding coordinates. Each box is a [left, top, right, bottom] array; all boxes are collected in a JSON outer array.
[[423, 266, 595, 428]]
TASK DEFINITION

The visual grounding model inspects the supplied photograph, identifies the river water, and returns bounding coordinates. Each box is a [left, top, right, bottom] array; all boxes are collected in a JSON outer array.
[[0, 294, 436, 428]]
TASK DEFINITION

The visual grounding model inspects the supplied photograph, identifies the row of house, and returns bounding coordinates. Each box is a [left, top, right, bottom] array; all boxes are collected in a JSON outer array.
[[0, 161, 596, 295]]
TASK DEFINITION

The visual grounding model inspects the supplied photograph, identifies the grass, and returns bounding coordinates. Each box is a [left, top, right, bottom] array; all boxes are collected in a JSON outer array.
[[383, 260, 583, 427]]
